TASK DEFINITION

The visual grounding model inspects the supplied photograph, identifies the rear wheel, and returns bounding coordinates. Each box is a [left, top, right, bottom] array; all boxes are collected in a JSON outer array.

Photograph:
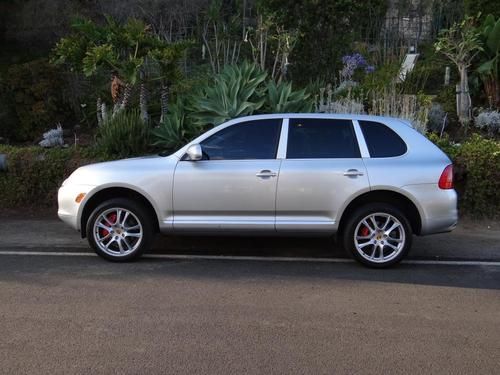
[[343, 203, 412, 268], [86, 198, 154, 262]]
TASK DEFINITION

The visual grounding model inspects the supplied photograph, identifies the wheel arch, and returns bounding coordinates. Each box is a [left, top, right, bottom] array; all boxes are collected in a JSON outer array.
[[80, 186, 160, 238], [337, 189, 422, 238]]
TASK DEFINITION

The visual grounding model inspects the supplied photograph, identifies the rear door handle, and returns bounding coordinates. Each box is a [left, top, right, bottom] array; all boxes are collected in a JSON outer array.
[[256, 170, 277, 178], [343, 169, 364, 177]]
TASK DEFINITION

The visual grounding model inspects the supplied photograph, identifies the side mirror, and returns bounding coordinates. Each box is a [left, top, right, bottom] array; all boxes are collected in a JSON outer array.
[[185, 144, 203, 161]]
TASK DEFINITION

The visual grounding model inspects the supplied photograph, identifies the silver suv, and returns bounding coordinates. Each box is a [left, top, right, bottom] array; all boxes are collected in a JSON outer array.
[[58, 114, 457, 267]]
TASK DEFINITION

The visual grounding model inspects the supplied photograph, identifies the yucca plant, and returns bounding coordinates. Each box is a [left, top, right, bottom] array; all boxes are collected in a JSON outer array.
[[264, 81, 314, 113], [97, 109, 150, 158], [191, 61, 267, 127], [151, 99, 202, 152]]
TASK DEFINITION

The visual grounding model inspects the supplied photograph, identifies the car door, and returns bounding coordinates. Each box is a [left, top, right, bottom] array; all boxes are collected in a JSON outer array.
[[172, 118, 283, 232], [275, 118, 370, 233]]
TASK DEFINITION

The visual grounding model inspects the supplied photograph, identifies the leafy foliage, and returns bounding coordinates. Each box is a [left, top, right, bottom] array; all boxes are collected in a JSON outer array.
[[96, 109, 150, 158], [191, 61, 267, 127], [474, 109, 500, 135], [151, 98, 202, 151], [465, 0, 500, 19], [427, 133, 500, 218], [52, 16, 189, 113], [435, 15, 483, 68], [455, 135, 500, 217], [0, 145, 104, 208], [1, 59, 71, 141], [263, 81, 313, 113], [261, 0, 387, 84], [476, 14, 500, 107]]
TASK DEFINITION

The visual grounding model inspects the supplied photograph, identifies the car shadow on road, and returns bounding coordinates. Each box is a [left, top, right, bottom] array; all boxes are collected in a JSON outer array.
[[152, 235, 342, 258], [1, 253, 499, 291]]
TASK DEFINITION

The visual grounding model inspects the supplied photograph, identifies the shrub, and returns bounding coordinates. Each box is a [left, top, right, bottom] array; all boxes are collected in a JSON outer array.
[[151, 99, 202, 152], [474, 109, 500, 136], [434, 86, 459, 126], [427, 103, 447, 134], [96, 109, 150, 158], [1, 59, 71, 142], [454, 135, 500, 218], [427, 133, 500, 218], [0, 145, 103, 208]]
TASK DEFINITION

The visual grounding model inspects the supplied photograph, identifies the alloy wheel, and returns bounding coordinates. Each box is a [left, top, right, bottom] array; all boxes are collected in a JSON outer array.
[[92, 207, 143, 257], [353, 212, 406, 264]]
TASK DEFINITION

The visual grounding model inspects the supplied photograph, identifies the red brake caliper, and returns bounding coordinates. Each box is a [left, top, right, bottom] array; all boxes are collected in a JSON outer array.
[[360, 226, 370, 237], [100, 213, 117, 237]]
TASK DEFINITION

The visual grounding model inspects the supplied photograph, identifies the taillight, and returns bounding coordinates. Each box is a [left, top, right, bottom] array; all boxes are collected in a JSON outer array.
[[438, 164, 454, 189]]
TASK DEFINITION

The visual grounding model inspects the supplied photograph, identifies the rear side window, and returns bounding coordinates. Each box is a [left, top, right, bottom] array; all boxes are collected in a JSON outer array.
[[359, 121, 407, 157], [287, 119, 360, 159]]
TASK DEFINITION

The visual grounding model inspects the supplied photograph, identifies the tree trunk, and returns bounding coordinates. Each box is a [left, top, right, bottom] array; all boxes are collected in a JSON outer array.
[[457, 65, 471, 128], [139, 81, 149, 123], [160, 83, 169, 123]]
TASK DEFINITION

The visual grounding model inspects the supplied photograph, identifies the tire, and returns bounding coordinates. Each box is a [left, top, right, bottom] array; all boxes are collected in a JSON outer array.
[[86, 198, 154, 262], [342, 203, 412, 268]]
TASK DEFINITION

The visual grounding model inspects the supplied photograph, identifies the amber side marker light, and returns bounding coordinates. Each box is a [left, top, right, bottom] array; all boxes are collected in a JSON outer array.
[[75, 193, 86, 203]]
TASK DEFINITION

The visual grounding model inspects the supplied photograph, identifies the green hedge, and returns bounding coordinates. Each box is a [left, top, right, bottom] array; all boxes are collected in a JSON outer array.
[[0, 146, 104, 208], [428, 134, 500, 218], [1, 136, 499, 218]]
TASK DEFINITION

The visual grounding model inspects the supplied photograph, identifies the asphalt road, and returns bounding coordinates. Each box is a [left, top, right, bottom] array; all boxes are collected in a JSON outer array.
[[1, 254, 499, 375], [1, 217, 500, 261]]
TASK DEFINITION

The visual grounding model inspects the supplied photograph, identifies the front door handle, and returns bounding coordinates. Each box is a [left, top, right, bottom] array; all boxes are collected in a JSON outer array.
[[256, 170, 277, 178], [343, 169, 364, 177]]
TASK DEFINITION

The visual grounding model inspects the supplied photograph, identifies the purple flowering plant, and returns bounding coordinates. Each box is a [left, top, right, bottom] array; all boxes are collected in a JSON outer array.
[[340, 53, 375, 82]]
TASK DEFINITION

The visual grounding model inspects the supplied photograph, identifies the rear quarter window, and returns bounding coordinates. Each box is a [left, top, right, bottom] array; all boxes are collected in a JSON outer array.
[[359, 121, 407, 157]]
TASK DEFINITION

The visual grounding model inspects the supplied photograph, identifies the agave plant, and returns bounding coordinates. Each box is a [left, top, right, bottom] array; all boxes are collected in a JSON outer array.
[[191, 61, 267, 127], [151, 99, 202, 151], [263, 81, 314, 113]]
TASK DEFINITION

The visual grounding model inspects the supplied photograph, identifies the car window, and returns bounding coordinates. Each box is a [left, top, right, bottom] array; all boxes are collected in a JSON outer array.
[[287, 119, 360, 159], [200, 119, 281, 160], [359, 121, 407, 157]]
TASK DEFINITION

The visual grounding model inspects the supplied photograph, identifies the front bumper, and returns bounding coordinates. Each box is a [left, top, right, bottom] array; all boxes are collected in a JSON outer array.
[[57, 184, 96, 231]]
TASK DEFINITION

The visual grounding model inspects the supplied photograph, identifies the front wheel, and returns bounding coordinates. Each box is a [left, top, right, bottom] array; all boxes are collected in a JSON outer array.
[[86, 198, 154, 262], [343, 204, 412, 268]]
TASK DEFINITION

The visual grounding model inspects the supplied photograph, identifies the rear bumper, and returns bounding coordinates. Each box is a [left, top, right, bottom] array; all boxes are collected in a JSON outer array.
[[402, 184, 458, 235]]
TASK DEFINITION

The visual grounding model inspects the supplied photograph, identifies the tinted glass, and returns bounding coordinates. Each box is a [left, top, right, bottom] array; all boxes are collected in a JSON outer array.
[[200, 119, 281, 160], [287, 119, 360, 159], [359, 121, 407, 157]]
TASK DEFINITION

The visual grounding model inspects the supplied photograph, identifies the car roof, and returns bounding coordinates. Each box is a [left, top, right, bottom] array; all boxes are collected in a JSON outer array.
[[228, 113, 413, 128]]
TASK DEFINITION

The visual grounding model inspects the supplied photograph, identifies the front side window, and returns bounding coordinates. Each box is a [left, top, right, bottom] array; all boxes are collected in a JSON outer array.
[[287, 119, 361, 159], [359, 121, 407, 157], [199, 119, 281, 160]]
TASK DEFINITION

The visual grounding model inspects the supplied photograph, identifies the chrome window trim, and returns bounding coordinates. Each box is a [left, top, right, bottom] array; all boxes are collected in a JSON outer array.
[[352, 120, 370, 158], [276, 118, 289, 159]]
